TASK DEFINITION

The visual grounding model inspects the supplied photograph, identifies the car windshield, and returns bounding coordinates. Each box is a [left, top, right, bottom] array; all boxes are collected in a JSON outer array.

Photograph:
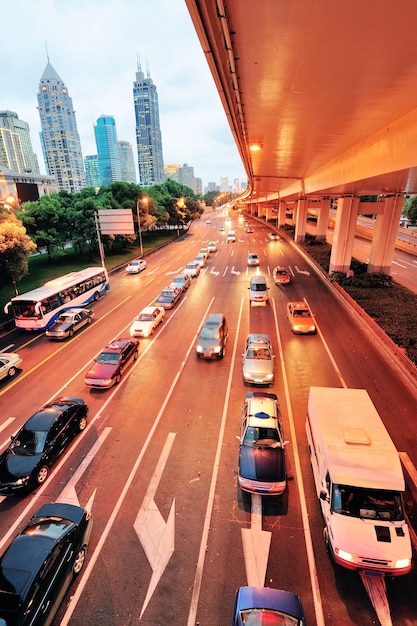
[[243, 426, 281, 447], [138, 313, 152, 321], [239, 609, 299, 625], [97, 352, 121, 365], [23, 518, 74, 540], [200, 326, 220, 340], [275, 270, 287, 276], [293, 309, 310, 317], [246, 348, 271, 360], [331, 484, 404, 521], [11, 428, 48, 455]]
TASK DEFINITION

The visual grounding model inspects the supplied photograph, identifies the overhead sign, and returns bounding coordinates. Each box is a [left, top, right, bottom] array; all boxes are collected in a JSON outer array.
[[97, 209, 135, 234]]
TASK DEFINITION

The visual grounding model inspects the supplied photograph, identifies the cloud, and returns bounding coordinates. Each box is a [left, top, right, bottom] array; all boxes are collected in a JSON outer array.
[[0, 0, 245, 189]]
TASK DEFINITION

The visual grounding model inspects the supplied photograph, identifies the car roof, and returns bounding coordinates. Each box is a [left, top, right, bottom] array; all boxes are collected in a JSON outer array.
[[245, 333, 271, 346], [204, 313, 224, 326], [138, 306, 160, 315], [102, 338, 134, 353], [250, 274, 267, 283], [290, 301, 310, 310], [244, 392, 280, 425]]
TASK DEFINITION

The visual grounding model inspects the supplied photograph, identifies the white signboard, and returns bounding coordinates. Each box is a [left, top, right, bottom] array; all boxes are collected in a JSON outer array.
[[97, 209, 135, 234]]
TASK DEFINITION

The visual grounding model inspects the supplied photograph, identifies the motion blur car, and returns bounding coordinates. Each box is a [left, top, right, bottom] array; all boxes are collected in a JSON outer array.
[[155, 286, 182, 309], [242, 334, 275, 385], [183, 261, 201, 278], [84, 338, 139, 388], [169, 274, 191, 292], [227, 231, 236, 242], [232, 586, 306, 626], [0, 502, 92, 626], [287, 301, 316, 334], [208, 241, 218, 253], [268, 232, 280, 241], [45, 307, 93, 339], [218, 224, 225, 232], [245, 224, 253, 233], [273, 266, 291, 285], [247, 253, 259, 266], [238, 391, 287, 495], [0, 353, 22, 381], [0, 397, 88, 494], [129, 306, 165, 338], [126, 259, 147, 274], [199, 247, 209, 259], [196, 313, 228, 359], [194, 254, 206, 268]]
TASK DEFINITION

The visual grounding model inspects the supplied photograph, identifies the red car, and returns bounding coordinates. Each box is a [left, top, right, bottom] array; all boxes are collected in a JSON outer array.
[[84, 338, 139, 388]]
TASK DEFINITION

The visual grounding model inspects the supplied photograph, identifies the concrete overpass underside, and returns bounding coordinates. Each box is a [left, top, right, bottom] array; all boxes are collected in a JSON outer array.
[[185, 0, 417, 273]]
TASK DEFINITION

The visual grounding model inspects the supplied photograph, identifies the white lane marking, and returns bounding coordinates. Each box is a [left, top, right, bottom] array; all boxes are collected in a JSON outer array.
[[187, 298, 244, 626], [60, 297, 216, 625], [271, 297, 326, 626], [241, 494, 272, 588], [0, 417, 15, 434], [134, 432, 176, 619]]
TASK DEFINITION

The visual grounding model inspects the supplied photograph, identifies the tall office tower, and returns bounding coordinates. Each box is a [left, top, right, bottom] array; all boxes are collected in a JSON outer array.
[[133, 63, 165, 187], [179, 163, 196, 193], [37, 61, 86, 192], [84, 155, 101, 188], [220, 177, 229, 192], [94, 115, 121, 186], [195, 177, 202, 195], [118, 140, 137, 183], [0, 110, 40, 174], [164, 163, 180, 182]]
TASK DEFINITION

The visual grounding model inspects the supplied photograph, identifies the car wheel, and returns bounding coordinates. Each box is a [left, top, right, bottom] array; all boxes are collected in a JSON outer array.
[[115, 374, 121, 385], [87, 316, 92, 324], [73, 547, 86, 575], [7, 367, 17, 377], [36, 466, 49, 484], [78, 416, 87, 431], [69, 328, 74, 337], [134, 350, 139, 360], [93, 291, 99, 301]]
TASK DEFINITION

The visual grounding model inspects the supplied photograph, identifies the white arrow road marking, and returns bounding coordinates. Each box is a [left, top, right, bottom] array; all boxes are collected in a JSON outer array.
[[166, 267, 183, 275], [295, 265, 310, 276], [147, 266, 160, 275], [210, 268, 220, 276], [56, 427, 112, 506], [134, 432, 176, 619], [231, 266, 241, 275], [241, 494, 271, 588]]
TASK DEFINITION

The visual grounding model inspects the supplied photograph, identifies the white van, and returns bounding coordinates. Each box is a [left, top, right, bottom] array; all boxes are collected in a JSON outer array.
[[306, 386, 412, 576]]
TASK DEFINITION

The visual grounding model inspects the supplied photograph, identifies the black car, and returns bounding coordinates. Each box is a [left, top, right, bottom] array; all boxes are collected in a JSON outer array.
[[0, 397, 88, 495], [45, 307, 93, 339], [0, 502, 92, 626]]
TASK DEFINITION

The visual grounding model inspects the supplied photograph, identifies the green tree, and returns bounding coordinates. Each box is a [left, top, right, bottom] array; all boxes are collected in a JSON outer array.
[[18, 194, 67, 261], [0, 209, 36, 293], [405, 196, 417, 225]]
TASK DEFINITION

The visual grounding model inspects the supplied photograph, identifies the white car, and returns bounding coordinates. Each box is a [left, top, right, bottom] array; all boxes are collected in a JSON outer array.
[[208, 241, 218, 252], [126, 259, 147, 274], [184, 261, 201, 277], [0, 353, 22, 381], [194, 254, 206, 268], [130, 306, 165, 338]]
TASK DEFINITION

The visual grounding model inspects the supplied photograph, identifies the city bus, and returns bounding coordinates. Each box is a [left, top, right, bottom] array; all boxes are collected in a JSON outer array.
[[4, 267, 110, 331]]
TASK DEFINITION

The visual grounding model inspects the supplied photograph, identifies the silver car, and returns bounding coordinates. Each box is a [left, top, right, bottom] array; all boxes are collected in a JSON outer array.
[[242, 333, 275, 385]]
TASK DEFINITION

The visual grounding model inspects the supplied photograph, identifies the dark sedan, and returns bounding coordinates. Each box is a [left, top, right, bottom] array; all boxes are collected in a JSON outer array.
[[0, 502, 92, 626], [45, 307, 93, 339], [232, 586, 306, 625], [84, 338, 139, 388], [155, 286, 182, 309], [0, 397, 88, 495], [238, 392, 287, 495]]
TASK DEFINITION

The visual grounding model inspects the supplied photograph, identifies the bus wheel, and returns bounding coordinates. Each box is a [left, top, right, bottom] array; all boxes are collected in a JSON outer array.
[[93, 291, 99, 301]]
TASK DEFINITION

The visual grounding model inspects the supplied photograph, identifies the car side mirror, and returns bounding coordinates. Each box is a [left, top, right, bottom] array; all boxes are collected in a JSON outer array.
[[320, 490, 329, 502]]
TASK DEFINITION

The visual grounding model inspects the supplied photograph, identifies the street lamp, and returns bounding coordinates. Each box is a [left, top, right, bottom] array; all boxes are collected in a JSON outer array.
[[136, 195, 148, 257]]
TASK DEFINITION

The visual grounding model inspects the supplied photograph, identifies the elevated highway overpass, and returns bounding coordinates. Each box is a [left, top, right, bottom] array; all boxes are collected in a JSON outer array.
[[185, 0, 417, 274]]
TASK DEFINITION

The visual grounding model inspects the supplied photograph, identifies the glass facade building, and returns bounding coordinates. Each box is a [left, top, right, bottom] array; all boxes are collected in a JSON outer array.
[[133, 65, 165, 187], [84, 155, 101, 188], [37, 62, 86, 192], [0, 110, 40, 175], [94, 115, 122, 186], [118, 140, 137, 183]]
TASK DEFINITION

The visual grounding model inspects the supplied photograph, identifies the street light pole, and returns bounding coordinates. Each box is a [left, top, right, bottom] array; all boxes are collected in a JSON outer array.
[[136, 200, 143, 257]]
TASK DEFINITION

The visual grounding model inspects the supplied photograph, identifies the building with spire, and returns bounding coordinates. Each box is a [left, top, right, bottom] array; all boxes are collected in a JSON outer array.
[[133, 62, 165, 187], [94, 115, 121, 186], [0, 110, 40, 175], [37, 61, 86, 192]]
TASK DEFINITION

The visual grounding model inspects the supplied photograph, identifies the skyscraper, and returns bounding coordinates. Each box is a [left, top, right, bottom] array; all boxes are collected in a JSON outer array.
[[37, 61, 86, 192], [94, 115, 121, 186], [0, 110, 40, 174], [118, 140, 137, 183], [84, 155, 101, 188], [133, 63, 164, 187]]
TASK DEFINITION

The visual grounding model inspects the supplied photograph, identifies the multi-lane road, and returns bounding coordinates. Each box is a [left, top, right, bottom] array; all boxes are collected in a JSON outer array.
[[0, 210, 416, 625]]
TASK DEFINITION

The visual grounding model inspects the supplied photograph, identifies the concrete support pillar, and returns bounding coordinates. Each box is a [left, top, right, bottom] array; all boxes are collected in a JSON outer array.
[[316, 198, 331, 241], [368, 195, 405, 274], [294, 198, 308, 243], [329, 196, 359, 273], [278, 202, 286, 227]]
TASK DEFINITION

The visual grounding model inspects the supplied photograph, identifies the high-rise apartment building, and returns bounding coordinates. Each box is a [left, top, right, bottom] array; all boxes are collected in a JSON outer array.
[[220, 177, 229, 192], [37, 61, 86, 192], [133, 63, 164, 187], [0, 110, 40, 174], [84, 155, 101, 188], [118, 140, 137, 183], [94, 115, 121, 186], [179, 163, 197, 194]]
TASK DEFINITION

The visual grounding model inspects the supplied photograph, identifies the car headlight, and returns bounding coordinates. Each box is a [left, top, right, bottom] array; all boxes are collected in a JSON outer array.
[[196, 345, 203, 353], [213, 346, 221, 353], [334, 547, 354, 563], [265, 373, 274, 380], [394, 558, 411, 569], [15, 476, 30, 486]]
